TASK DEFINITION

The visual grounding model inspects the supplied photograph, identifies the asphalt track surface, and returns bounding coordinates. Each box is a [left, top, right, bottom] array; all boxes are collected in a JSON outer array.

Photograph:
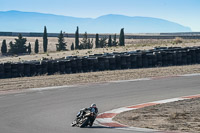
[[0, 75, 200, 133]]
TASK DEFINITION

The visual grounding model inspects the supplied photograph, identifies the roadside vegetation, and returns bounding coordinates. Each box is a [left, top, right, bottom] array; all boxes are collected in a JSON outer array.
[[1, 37, 200, 63], [0, 26, 125, 56]]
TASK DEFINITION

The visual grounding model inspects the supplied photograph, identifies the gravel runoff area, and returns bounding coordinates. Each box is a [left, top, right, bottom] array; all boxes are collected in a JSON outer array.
[[0, 64, 200, 92], [114, 98, 200, 133]]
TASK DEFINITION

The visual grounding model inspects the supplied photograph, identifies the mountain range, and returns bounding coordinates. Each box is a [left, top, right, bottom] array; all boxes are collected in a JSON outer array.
[[0, 10, 191, 33]]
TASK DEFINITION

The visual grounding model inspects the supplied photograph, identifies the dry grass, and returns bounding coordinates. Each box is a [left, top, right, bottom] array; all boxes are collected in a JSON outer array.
[[1, 37, 200, 63]]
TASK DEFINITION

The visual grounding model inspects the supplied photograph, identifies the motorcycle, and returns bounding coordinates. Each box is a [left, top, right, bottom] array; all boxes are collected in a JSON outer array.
[[71, 109, 96, 128]]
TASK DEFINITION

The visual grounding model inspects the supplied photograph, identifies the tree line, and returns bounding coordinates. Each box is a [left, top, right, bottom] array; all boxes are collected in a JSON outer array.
[[1, 26, 125, 55]]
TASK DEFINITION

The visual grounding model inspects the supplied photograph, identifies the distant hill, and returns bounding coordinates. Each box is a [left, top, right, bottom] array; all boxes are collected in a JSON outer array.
[[0, 10, 191, 33]]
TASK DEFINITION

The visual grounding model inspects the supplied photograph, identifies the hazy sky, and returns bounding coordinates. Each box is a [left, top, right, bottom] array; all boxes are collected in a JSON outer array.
[[1, 0, 200, 31]]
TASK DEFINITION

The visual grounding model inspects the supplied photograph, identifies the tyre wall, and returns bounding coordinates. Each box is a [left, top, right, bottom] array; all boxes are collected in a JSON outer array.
[[1, 46, 200, 79]]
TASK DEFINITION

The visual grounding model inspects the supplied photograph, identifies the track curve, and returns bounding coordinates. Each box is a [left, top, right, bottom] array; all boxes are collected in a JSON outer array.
[[0, 75, 200, 133]]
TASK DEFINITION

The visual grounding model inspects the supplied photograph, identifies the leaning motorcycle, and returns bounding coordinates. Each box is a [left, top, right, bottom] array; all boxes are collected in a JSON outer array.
[[71, 109, 95, 128]]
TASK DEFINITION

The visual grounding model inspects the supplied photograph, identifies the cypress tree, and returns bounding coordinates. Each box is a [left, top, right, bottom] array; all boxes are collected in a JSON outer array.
[[108, 35, 112, 47], [8, 41, 14, 54], [80, 32, 88, 49], [75, 26, 79, 50], [95, 33, 100, 48], [34, 39, 39, 53], [99, 37, 107, 48], [119, 28, 125, 46], [56, 30, 66, 51], [79, 32, 93, 49], [113, 34, 118, 46], [43, 26, 48, 52], [28, 43, 31, 54], [88, 38, 93, 49], [71, 42, 75, 50], [1, 40, 7, 54]]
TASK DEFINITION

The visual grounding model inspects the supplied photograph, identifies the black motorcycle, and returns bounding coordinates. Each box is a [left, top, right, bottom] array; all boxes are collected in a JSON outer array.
[[71, 109, 95, 128]]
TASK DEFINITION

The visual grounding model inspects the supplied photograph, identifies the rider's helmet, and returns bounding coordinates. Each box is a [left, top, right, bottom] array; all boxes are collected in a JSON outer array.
[[91, 103, 97, 108]]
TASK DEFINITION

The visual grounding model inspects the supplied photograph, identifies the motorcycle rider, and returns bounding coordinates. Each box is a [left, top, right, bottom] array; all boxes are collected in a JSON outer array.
[[88, 103, 98, 126], [74, 103, 98, 127]]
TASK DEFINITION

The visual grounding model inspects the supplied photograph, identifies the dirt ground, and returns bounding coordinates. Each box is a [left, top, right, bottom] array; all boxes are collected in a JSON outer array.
[[1, 37, 200, 63], [114, 98, 200, 133]]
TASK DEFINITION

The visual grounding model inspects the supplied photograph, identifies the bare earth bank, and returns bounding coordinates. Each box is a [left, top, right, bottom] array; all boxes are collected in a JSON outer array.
[[114, 98, 200, 133]]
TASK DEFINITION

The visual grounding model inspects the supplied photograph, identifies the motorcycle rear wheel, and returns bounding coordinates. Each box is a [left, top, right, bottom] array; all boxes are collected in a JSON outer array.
[[80, 118, 90, 128]]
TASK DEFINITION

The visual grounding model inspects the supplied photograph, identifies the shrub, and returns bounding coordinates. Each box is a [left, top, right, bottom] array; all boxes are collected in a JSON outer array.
[[1, 39, 7, 54], [34, 39, 39, 53], [56, 31, 67, 51], [9, 34, 27, 54], [174, 37, 183, 44], [71, 42, 75, 50], [28, 43, 32, 54]]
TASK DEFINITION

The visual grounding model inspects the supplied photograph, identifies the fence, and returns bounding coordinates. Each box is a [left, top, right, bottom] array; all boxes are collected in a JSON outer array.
[[1, 46, 200, 79]]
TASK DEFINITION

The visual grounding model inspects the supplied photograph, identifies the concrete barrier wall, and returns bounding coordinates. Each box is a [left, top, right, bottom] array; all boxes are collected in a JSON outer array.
[[1, 32, 200, 39], [1, 46, 200, 79]]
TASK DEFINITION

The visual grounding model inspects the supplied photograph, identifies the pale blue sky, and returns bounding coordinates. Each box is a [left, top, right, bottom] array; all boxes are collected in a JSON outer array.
[[1, 0, 200, 31]]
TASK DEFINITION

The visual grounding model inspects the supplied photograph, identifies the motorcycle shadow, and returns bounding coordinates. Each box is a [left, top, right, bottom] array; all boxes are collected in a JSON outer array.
[[85, 126, 118, 129]]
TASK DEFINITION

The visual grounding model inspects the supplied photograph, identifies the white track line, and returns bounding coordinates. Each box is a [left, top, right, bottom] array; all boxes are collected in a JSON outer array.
[[110, 78, 151, 83], [181, 73, 200, 77], [28, 85, 76, 91], [105, 107, 134, 113], [151, 98, 185, 104], [14, 93, 26, 97]]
